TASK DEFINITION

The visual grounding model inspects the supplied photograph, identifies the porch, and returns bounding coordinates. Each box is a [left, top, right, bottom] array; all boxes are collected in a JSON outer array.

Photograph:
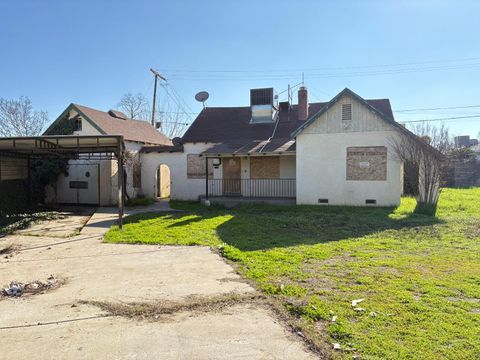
[[206, 178, 296, 199], [203, 153, 297, 202]]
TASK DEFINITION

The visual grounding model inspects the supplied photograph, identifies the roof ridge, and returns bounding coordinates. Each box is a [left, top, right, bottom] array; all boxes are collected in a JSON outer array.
[[74, 103, 156, 125]]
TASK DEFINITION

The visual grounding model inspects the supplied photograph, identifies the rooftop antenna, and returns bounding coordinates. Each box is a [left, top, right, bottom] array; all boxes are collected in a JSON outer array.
[[150, 68, 166, 127], [195, 91, 209, 108], [302, 72, 305, 85]]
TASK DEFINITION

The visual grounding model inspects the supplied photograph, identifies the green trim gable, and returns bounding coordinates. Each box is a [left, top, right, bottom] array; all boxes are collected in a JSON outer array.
[[290, 88, 399, 138], [43, 103, 106, 135]]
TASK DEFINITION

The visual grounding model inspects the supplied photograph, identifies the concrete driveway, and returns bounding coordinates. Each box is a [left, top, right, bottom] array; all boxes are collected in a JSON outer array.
[[0, 206, 316, 359]]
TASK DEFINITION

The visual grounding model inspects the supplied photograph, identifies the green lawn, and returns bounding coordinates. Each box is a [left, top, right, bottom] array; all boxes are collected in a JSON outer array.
[[105, 188, 480, 359]]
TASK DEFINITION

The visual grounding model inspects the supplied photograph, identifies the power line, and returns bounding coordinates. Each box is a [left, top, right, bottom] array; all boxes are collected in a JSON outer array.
[[158, 57, 480, 81], [159, 56, 480, 74], [159, 111, 197, 115], [401, 115, 480, 123], [395, 105, 480, 112]]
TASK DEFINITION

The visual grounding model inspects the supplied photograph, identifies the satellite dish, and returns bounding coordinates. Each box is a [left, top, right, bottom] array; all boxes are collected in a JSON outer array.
[[195, 91, 209, 108]]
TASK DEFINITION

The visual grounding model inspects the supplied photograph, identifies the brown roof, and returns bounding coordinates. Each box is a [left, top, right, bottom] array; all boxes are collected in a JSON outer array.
[[140, 144, 184, 153], [74, 104, 172, 145], [182, 97, 394, 154]]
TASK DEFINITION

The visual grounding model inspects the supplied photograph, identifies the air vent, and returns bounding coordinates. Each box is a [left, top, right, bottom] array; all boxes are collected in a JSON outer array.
[[279, 101, 290, 111], [318, 198, 329, 204], [108, 109, 127, 120], [250, 88, 274, 106], [250, 88, 278, 123], [342, 103, 352, 121], [365, 199, 376, 205]]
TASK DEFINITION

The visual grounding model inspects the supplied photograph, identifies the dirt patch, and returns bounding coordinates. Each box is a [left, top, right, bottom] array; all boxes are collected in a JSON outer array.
[[446, 296, 480, 303], [0, 243, 18, 258], [304, 255, 353, 268], [1, 275, 64, 298], [81, 293, 265, 321]]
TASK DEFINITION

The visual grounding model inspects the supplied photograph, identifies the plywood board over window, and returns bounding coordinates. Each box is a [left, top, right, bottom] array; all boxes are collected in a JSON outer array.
[[250, 156, 280, 179], [346, 146, 387, 181], [187, 154, 213, 179]]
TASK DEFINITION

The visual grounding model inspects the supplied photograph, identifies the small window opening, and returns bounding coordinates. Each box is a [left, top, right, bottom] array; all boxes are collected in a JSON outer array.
[[365, 199, 376, 205], [318, 198, 329, 204], [342, 103, 352, 121], [74, 117, 82, 131]]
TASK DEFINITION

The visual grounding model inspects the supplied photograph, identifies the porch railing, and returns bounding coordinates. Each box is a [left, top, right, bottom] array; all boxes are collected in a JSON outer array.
[[207, 178, 296, 199]]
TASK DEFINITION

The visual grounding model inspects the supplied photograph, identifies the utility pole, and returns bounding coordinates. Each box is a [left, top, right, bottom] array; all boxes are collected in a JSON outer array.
[[150, 68, 166, 127]]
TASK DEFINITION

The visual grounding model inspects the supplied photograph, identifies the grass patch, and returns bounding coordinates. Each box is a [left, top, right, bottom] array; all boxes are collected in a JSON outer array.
[[105, 188, 480, 359], [0, 211, 62, 236]]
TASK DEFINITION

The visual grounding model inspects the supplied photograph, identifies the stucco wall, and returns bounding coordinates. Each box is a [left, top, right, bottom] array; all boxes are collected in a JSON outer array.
[[296, 94, 402, 206], [52, 113, 143, 205], [140, 143, 214, 201], [110, 141, 143, 204]]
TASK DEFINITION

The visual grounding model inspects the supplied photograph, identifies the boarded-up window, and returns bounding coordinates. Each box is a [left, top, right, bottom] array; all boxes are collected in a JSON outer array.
[[187, 154, 213, 179], [250, 156, 280, 179], [346, 146, 387, 181], [133, 163, 141, 188]]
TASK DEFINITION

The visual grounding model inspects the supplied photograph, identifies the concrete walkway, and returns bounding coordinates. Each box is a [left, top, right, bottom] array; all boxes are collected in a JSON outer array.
[[0, 205, 316, 359]]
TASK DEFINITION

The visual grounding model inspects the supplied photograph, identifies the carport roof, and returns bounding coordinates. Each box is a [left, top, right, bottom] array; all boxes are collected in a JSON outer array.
[[0, 135, 124, 156]]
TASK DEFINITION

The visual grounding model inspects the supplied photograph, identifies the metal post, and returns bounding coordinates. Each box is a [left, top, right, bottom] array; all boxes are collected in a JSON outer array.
[[151, 73, 158, 127], [117, 148, 124, 229], [27, 155, 32, 207], [205, 156, 209, 200]]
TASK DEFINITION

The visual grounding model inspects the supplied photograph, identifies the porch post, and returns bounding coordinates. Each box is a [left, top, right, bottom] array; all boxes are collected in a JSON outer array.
[[117, 145, 124, 229], [27, 155, 32, 207], [205, 156, 209, 200]]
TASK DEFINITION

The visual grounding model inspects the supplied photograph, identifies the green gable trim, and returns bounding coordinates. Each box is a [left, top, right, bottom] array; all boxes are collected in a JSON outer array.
[[290, 88, 398, 139], [43, 103, 106, 136]]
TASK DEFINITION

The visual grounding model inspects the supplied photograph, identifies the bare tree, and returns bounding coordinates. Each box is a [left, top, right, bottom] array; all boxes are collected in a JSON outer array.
[[0, 96, 48, 136], [390, 123, 448, 214], [117, 93, 149, 120], [156, 94, 191, 138], [118, 88, 193, 138]]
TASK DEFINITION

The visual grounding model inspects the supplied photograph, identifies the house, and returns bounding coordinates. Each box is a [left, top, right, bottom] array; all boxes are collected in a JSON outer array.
[[44, 103, 171, 205], [140, 87, 410, 206]]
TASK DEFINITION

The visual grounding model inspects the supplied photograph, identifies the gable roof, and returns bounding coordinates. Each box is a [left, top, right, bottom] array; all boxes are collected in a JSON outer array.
[[45, 104, 172, 146], [290, 88, 397, 138], [182, 92, 394, 155]]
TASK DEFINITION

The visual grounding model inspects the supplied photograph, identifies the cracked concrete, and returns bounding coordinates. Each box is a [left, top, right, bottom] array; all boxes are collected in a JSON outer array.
[[0, 206, 316, 359]]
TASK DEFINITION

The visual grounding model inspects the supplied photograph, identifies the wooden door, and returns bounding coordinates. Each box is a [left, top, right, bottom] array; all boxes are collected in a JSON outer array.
[[222, 157, 241, 195]]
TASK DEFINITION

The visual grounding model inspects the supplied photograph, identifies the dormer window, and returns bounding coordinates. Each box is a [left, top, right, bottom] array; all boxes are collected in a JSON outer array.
[[74, 116, 82, 131], [342, 103, 352, 121]]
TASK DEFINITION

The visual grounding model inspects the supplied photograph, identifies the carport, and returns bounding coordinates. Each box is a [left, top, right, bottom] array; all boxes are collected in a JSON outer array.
[[0, 135, 126, 228]]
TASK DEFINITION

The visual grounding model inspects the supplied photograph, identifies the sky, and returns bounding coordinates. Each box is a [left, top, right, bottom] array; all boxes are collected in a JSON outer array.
[[0, 0, 479, 138]]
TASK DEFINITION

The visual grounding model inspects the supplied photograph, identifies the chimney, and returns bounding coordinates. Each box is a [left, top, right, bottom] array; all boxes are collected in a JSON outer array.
[[298, 86, 308, 121]]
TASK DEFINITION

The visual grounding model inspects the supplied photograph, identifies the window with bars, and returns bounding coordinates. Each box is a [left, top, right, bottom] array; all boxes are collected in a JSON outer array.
[[342, 103, 352, 121]]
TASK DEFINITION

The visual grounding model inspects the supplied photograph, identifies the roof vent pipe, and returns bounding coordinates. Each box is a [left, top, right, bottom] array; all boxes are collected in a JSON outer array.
[[298, 86, 308, 121]]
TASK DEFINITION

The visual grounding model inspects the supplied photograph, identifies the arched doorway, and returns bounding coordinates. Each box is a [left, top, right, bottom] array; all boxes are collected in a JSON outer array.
[[156, 164, 171, 198]]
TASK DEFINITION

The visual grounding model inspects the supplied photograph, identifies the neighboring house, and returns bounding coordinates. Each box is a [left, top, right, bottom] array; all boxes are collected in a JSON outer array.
[[44, 104, 171, 205], [452, 143, 480, 187], [454, 135, 479, 148], [140, 87, 412, 206]]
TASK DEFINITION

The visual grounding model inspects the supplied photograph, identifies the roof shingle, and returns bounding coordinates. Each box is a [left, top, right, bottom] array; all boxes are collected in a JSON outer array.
[[74, 104, 172, 145], [182, 97, 394, 154]]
